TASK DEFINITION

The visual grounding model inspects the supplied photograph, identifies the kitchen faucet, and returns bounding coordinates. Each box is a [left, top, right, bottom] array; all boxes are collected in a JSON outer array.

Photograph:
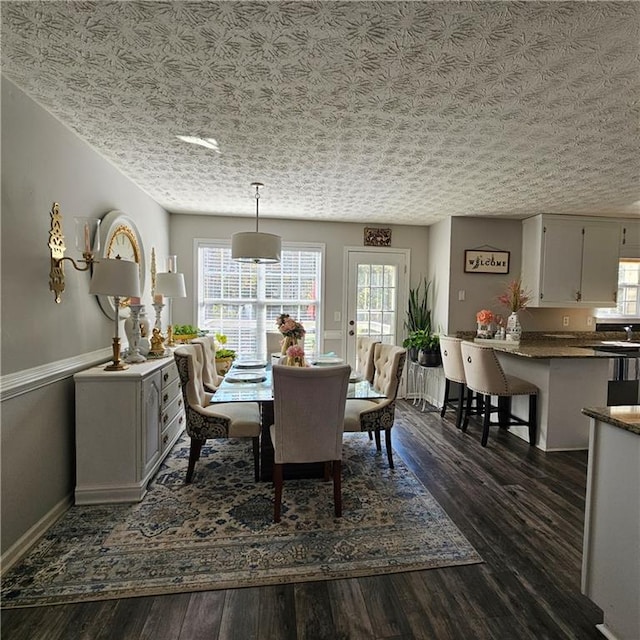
[[624, 325, 633, 341]]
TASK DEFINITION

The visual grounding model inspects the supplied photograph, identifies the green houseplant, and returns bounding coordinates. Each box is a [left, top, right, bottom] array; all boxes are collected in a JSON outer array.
[[214, 333, 236, 376], [403, 278, 439, 364]]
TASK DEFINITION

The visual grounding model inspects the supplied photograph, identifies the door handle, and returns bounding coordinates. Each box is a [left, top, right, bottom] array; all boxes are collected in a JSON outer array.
[[349, 320, 355, 326], [349, 330, 354, 336]]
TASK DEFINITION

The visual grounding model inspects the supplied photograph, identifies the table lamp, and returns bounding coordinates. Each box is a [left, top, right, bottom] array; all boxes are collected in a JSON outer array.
[[90, 257, 141, 371], [153, 259, 187, 347]]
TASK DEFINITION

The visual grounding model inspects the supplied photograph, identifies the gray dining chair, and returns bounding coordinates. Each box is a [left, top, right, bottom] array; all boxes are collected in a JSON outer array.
[[343, 344, 407, 469], [174, 345, 261, 482], [355, 336, 380, 383], [270, 363, 351, 523], [191, 336, 222, 392]]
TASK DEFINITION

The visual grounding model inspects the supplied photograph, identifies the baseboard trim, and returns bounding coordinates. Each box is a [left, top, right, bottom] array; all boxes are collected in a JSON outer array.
[[0, 349, 111, 402], [1, 494, 72, 573]]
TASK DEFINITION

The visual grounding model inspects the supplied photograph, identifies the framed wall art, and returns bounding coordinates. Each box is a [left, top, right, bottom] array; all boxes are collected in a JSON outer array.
[[364, 227, 391, 247], [464, 249, 510, 274]]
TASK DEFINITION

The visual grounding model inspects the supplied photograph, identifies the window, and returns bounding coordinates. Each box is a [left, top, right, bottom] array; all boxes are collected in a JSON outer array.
[[596, 259, 640, 318], [197, 241, 323, 356]]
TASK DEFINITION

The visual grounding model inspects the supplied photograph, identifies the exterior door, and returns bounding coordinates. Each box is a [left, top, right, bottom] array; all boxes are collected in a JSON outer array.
[[344, 249, 409, 368]]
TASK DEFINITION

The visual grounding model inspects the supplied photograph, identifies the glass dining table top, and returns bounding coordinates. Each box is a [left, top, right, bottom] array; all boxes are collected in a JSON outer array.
[[211, 363, 384, 404]]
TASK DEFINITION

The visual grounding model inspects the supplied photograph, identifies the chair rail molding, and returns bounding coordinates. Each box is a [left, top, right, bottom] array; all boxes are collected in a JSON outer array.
[[0, 349, 111, 402]]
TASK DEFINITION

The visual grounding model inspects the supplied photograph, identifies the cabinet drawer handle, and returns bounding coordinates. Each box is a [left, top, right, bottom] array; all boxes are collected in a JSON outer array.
[[163, 393, 169, 402], [163, 434, 169, 445], [178, 399, 182, 407], [179, 416, 184, 425], [164, 373, 169, 382], [163, 414, 168, 424]]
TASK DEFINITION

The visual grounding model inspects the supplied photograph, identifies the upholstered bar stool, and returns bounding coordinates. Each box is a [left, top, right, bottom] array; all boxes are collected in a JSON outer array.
[[439, 336, 468, 429], [460, 341, 538, 448]]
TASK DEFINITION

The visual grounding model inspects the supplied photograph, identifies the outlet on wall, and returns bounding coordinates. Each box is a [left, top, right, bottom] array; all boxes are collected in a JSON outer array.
[[563, 316, 570, 327]]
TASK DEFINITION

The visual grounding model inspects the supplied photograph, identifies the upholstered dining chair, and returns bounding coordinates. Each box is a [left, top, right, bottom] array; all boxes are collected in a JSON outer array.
[[266, 331, 283, 358], [439, 336, 470, 429], [460, 341, 538, 447], [191, 336, 222, 392], [271, 363, 351, 523], [173, 345, 261, 482], [355, 336, 380, 383], [343, 343, 407, 469]]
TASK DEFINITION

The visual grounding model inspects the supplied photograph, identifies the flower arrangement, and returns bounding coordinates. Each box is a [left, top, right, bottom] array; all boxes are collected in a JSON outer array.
[[476, 309, 494, 325], [275, 313, 306, 339], [497, 278, 531, 313]]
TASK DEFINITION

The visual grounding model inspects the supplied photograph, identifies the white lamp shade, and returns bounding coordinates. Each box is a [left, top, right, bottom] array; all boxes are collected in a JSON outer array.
[[231, 231, 281, 263], [155, 272, 187, 298], [89, 258, 141, 298]]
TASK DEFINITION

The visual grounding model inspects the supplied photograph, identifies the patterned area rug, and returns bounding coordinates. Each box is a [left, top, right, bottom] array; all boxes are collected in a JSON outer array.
[[1, 433, 482, 608]]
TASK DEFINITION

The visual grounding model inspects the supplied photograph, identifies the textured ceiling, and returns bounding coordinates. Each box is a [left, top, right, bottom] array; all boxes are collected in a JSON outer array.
[[2, 1, 639, 226]]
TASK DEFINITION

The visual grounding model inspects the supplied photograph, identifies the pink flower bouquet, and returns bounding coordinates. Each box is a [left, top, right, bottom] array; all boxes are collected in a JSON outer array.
[[476, 309, 494, 325], [275, 313, 306, 339]]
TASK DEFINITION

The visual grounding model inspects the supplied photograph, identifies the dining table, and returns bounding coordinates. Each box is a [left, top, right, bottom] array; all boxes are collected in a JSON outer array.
[[210, 356, 385, 481]]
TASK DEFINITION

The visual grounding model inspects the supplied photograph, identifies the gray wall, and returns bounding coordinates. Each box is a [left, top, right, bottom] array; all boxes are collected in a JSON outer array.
[[1, 77, 171, 557], [168, 214, 431, 353]]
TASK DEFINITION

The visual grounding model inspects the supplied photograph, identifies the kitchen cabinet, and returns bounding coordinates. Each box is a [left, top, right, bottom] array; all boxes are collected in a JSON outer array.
[[74, 356, 184, 505], [620, 219, 640, 258], [522, 215, 620, 308]]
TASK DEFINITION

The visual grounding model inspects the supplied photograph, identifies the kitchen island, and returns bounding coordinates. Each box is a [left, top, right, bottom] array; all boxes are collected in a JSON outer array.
[[580, 406, 639, 640], [467, 335, 634, 451]]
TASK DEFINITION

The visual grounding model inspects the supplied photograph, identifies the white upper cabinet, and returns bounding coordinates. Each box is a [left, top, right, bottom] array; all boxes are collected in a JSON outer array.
[[522, 215, 620, 308], [620, 220, 640, 258]]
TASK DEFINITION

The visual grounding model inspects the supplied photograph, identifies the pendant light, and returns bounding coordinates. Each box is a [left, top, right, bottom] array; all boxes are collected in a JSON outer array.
[[231, 182, 281, 263]]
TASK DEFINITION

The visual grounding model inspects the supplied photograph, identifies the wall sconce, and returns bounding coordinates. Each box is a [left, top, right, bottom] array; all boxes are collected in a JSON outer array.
[[48, 202, 101, 303], [89, 257, 141, 371]]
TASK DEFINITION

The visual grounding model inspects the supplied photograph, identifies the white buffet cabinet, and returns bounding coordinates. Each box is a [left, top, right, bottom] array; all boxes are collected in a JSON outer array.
[[74, 356, 185, 504]]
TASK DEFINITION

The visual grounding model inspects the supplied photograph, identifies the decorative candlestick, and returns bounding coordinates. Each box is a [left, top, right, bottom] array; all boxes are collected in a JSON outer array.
[[125, 304, 146, 363], [152, 300, 164, 331]]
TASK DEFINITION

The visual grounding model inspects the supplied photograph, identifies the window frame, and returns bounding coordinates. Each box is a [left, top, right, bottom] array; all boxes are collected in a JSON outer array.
[[194, 238, 325, 356], [595, 258, 640, 320]]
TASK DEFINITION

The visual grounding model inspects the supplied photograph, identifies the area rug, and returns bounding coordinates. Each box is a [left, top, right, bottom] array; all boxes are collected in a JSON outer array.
[[1, 433, 482, 608]]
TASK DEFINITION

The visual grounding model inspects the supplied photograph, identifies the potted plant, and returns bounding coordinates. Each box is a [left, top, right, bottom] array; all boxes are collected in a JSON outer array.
[[419, 333, 441, 367], [214, 333, 236, 376], [404, 278, 432, 362], [172, 324, 205, 343]]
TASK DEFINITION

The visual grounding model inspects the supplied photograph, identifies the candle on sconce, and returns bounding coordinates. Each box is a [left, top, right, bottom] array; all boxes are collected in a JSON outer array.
[[153, 294, 164, 304], [84, 223, 90, 254], [129, 296, 141, 305]]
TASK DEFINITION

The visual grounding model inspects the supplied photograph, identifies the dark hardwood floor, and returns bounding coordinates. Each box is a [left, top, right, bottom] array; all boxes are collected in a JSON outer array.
[[2, 400, 603, 639]]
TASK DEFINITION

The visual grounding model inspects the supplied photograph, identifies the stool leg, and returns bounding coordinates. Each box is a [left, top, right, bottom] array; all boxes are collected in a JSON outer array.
[[462, 388, 473, 432], [455, 384, 465, 429], [528, 394, 537, 445], [481, 394, 491, 446], [498, 396, 511, 429], [441, 379, 450, 417]]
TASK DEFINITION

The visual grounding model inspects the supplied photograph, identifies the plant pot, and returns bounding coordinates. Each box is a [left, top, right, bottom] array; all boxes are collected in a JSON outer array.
[[409, 347, 419, 362], [418, 349, 441, 367], [215, 356, 234, 376]]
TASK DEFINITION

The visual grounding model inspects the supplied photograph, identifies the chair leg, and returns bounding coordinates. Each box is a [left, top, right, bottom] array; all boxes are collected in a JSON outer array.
[[252, 436, 260, 482], [333, 459, 342, 517], [498, 396, 511, 429], [273, 463, 283, 523], [186, 438, 204, 483], [441, 378, 450, 417], [385, 429, 394, 469], [323, 461, 331, 481], [374, 429, 382, 452], [455, 384, 465, 429], [368, 431, 373, 441], [481, 394, 491, 447], [528, 394, 538, 445]]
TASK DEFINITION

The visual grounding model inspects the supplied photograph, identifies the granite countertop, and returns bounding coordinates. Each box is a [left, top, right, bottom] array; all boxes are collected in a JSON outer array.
[[582, 406, 640, 436], [455, 331, 640, 359]]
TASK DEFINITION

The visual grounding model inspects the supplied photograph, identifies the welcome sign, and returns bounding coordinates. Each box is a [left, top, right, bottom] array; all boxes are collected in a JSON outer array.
[[464, 250, 510, 274]]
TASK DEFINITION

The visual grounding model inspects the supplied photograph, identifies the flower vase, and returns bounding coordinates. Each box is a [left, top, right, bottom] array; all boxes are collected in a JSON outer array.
[[281, 336, 296, 354], [286, 355, 305, 367], [476, 323, 492, 339], [506, 312, 522, 342]]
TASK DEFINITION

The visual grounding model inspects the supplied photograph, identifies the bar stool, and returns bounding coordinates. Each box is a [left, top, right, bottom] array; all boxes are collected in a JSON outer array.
[[460, 341, 538, 447], [439, 336, 468, 429]]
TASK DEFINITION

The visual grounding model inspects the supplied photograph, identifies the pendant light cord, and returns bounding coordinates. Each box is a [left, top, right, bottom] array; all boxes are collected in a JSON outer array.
[[253, 182, 262, 233]]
